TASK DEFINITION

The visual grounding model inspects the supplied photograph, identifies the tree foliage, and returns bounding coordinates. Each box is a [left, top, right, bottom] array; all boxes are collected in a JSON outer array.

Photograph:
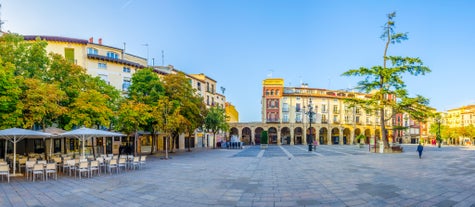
[[341, 12, 431, 148], [204, 106, 229, 148]]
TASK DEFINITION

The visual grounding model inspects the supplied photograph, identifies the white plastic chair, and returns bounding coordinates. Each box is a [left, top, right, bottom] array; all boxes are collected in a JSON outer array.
[[140, 156, 147, 169], [89, 161, 100, 177], [45, 163, 57, 180], [0, 165, 10, 183], [32, 164, 45, 182], [108, 159, 118, 174], [77, 162, 89, 179], [118, 158, 126, 173]]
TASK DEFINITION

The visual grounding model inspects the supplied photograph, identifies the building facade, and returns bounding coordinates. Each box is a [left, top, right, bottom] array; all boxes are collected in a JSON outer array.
[[229, 78, 393, 146]]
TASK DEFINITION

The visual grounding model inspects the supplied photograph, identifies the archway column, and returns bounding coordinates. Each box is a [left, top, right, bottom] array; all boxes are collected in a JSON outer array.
[[327, 129, 332, 145], [238, 128, 242, 143], [339, 127, 344, 145], [251, 129, 255, 145], [302, 127, 307, 145], [290, 127, 294, 145], [277, 129, 281, 145], [350, 129, 355, 145]]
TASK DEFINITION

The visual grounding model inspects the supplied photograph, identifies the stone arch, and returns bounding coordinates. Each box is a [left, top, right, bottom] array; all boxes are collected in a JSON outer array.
[[375, 129, 381, 141], [354, 128, 362, 144], [331, 128, 340, 144], [242, 127, 252, 145], [343, 128, 351, 145], [281, 127, 291, 145], [255, 127, 264, 145], [294, 127, 303, 145], [364, 129, 371, 144], [229, 127, 239, 139], [268, 127, 278, 144], [319, 127, 328, 145], [306, 127, 316, 144]]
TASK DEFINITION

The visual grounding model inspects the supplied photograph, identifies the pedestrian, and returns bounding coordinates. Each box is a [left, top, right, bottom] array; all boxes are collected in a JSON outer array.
[[417, 143, 424, 159]]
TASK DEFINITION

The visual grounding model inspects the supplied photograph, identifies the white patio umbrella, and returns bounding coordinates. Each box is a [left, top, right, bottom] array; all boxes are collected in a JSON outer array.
[[0, 128, 52, 176], [59, 127, 125, 158]]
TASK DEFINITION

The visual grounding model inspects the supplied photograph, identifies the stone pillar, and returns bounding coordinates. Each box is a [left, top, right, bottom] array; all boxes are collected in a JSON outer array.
[[251, 129, 255, 145], [327, 129, 332, 145], [303, 127, 307, 145], [290, 127, 294, 145], [350, 129, 355, 145], [238, 128, 242, 143], [339, 128, 344, 145], [277, 129, 281, 145]]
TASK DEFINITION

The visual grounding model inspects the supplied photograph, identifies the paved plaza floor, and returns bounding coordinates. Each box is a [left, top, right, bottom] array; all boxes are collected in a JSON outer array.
[[1, 144, 475, 207]]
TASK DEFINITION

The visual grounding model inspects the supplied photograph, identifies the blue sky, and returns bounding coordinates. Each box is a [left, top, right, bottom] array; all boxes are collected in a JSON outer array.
[[2, 0, 474, 122]]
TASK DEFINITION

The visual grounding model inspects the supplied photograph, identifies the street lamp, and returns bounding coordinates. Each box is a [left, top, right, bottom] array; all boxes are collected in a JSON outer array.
[[435, 115, 442, 148], [305, 99, 315, 151]]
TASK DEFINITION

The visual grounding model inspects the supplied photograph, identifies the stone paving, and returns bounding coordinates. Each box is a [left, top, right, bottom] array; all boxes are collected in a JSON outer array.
[[1, 144, 475, 207]]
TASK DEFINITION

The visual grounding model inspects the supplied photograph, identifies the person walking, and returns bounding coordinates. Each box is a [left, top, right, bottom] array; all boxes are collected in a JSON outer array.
[[417, 143, 424, 159]]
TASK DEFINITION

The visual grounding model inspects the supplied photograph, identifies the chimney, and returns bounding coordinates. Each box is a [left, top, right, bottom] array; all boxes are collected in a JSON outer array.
[[89, 37, 93, 43], [98, 38, 102, 45]]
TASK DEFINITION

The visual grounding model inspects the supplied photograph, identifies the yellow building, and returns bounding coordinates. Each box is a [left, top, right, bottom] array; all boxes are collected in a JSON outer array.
[[23, 36, 147, 94], [225, 102, 239, 123]]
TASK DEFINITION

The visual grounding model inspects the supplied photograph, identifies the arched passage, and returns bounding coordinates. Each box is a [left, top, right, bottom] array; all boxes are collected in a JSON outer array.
[[294, 127, 303, 145], [364, 129, 371, 144], [319, 127, 328, 145], [343, 128, 351, 145], [306, 127, 316, 144], [281, 127, 291, 145], [229, 127, 239, 141], [331, 128, 340, 144], [354, 128, 362, 144], [268, 127, 278, 144], [241, 127, 251, 145], [254, 127, 264, 145]]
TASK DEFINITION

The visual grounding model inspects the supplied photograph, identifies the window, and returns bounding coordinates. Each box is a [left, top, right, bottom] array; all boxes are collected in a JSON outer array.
[[296, 103, 301, 112], [296, 113, 302, 123], [333, 115, 339, 123], [207, 83, 210, 92], [99, 74, 109, 85], [65, 48, 75, 63], [333, 105, 339, 113], [207, 96, 210, 105], [283, 113, 289, 122], [322, 104, 327, 113], [98, 62, 107, 69], [197, 82, 201, 91], [87, 47, 98, 55], [122, 79, 131, 91], [107, 51, 119, 59], [123, 67, 131, 73], [282, 103, 289, 112], [211, 84, 214, 93]]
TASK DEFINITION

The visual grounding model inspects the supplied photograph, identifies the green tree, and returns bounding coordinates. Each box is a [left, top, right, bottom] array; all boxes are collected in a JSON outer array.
[[115, 100, 152, 155], [127, 68, 165, 154], [66, 90, 113, 130], [342, 12, 431, 149], [22, 78, 68, 130], [162, 72, 206, 152], [153, 97, 186, 159], [204, 106, 229, 149], [0, 59, 23, 128]]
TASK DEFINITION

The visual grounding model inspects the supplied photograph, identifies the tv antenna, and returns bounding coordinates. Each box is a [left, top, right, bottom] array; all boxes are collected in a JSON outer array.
[[0, 3, 5, 32]]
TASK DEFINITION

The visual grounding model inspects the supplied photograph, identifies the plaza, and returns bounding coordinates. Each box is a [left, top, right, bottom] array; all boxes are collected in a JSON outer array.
[[1, 145, 474, 207]]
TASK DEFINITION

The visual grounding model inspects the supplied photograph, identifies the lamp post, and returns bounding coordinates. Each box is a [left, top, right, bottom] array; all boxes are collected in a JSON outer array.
[[435, 115, 442, 148], [305, 99, 315, 151]]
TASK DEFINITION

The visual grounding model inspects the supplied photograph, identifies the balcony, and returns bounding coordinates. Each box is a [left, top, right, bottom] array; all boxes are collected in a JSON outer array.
[[266, 119, 280, 123]]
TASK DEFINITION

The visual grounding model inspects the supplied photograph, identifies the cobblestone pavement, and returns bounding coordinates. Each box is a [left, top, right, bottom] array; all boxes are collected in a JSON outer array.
[[1, 144, 475, 207]]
